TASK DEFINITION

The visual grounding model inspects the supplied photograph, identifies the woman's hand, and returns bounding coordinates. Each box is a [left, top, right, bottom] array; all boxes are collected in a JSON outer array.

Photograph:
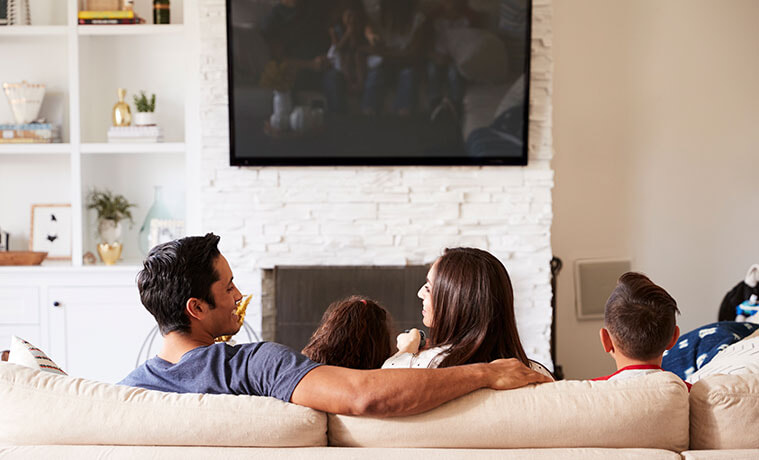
[[396, 328, 422, 354]]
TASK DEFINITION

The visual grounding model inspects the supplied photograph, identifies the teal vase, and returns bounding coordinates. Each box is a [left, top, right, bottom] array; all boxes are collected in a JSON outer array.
[[138, 186, 172, 255]]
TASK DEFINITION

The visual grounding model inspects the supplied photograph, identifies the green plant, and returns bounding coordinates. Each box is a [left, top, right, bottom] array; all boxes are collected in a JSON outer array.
[[86, 189, 136, 225], [132, 91, 156, 113]]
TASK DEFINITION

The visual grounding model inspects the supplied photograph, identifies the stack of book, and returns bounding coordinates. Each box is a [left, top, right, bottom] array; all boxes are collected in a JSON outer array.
[[78, 10, 137, 25], [0, 124, 60, 143], [107, 126, 163, 143]]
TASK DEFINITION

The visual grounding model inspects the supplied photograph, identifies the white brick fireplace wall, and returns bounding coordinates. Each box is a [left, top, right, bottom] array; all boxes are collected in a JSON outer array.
[[196, 0, 555, 369]]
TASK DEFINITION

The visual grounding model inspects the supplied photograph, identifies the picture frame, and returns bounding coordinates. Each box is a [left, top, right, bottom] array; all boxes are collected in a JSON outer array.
[[148, 219, 184, 250], [30, 204, 72, 260]]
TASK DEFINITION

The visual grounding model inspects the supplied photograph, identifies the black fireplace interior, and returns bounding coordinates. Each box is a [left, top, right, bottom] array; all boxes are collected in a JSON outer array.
[[274, 265, 429, 352]]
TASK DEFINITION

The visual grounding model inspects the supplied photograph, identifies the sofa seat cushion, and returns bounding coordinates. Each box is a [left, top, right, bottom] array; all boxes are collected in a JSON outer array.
[[682, 450, 759, 460], [329, 372, 689, 451], [0, 362, 327, 447], [690, 373, 759, 449], [0, 446, 683, 460]]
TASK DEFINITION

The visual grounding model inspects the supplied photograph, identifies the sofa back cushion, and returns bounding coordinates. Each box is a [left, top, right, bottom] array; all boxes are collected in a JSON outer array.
[[690, 373, 759, 449], [0, 362, 327, 447], [329, 372, 689, 451]]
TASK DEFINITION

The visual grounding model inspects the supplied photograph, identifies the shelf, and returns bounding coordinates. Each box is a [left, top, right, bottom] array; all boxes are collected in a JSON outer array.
[[0, 26, 68, 36], [77, 24, 183, 36], [80, 142, 185, 154], [0, 263, 142, 274], [0, 143, 71, 155]]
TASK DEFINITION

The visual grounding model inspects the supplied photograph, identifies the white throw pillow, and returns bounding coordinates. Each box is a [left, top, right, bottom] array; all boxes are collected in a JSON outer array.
[[687, 329, 759, 383], [8, 336, 66, 375]]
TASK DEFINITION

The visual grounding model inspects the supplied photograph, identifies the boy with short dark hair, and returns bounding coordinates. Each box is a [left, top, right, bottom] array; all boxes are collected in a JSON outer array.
[[592, 272, 689, 388]]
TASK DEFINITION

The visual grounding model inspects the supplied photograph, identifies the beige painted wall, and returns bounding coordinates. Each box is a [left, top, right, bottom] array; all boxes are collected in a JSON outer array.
[[552, 0, 759, 379]]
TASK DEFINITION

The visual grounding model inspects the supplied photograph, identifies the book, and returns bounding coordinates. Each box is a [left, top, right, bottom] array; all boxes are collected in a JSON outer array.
[[77, 10, 135, 19], [0, 123, 53, 130], [0, 138, 54, 144], [79, 18, 138, 25], [108, 126, 163, 136], [106, 137, 163, 143], [107, 125, 163, 143], [1, 124, 60, 143]]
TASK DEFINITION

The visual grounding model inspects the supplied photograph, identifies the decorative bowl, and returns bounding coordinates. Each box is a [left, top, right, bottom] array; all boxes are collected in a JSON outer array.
[[0, 251, 48, 266], [2, 81, 46, 124]]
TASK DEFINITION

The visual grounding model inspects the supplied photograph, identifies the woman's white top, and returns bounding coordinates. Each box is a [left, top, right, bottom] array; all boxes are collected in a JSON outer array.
[[382, 345, 554, 379], [382, 345, 452, 369]]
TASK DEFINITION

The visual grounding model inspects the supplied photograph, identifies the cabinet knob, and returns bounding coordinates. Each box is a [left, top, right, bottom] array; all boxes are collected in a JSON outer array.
[[53, 301, 61, 307]]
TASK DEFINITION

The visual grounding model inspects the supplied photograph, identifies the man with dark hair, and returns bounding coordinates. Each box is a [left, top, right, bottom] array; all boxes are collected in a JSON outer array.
[[120, 233, 551, 416], [592, 272, 688, 387]]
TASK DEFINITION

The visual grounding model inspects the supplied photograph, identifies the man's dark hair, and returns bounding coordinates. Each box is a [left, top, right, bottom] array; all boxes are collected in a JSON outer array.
[[604, 272, 680, 360], [137, 233, 221, 335]]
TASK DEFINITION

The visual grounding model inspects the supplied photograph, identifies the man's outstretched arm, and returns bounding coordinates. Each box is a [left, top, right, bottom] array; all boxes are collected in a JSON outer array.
[[290, 358, 552, 417]]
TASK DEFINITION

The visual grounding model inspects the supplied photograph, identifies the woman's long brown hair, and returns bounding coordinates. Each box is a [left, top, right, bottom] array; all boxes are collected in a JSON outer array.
[[429, 248, 529, 368], [302, 296, 394, 369]]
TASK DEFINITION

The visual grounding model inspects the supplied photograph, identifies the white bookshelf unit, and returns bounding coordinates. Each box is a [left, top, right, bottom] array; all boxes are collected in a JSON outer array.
[[0, 0, 200, 381], [0, 0, 198, 267]]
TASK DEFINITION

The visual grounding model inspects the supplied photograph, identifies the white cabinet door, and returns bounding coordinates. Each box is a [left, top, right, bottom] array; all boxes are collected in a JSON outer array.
[[48, 286, 161, 384], [0, 326, 41, 353], [0, 287, 41, 351]]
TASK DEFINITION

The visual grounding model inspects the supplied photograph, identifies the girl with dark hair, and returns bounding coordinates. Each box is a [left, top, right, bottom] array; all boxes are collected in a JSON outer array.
[[302, 295, 395, 369], [383, 247, 552, 377]]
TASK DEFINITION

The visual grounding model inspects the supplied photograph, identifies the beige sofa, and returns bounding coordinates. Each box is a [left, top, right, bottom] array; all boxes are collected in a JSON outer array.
[[0, 362, 756, 459]]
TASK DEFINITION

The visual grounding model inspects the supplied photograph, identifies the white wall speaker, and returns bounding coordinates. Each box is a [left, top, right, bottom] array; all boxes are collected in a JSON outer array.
[[574, 258, 631, 320]]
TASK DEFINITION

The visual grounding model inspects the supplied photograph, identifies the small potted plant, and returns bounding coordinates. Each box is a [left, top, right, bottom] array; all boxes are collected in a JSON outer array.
[[86, 189, 136, 265], [132, 90, 156, 126]]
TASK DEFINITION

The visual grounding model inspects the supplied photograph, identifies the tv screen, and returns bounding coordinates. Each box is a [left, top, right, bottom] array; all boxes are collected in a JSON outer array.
[[226, 0, 531, 166]]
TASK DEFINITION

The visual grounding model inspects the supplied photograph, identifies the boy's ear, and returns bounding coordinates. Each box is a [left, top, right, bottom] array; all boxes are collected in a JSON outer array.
[[600, 328, 615, 353], [665, 325, 680, 350], [185, 298, 206, 321]]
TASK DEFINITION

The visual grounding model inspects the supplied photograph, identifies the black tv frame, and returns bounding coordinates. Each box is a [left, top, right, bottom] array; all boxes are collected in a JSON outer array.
[[226, 0, 532, 167]]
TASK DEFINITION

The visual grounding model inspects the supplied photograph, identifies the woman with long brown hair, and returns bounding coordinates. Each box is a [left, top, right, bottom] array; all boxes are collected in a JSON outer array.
[[302, 295, 394, 369], [383, 247, 552, 376]]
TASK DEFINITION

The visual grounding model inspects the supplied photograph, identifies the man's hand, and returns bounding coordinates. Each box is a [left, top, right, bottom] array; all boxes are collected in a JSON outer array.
[[485, 358, 553, 390], [396, 329, 422, 354]]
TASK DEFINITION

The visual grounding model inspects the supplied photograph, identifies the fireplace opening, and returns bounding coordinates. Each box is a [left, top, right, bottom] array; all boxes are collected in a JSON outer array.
[[263, 265, 429, 352]]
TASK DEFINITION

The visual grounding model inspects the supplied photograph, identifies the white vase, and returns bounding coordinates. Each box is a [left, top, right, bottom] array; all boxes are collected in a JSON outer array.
[[270, 90, 292, 131], [273, 90, 292, 115], [289, 106, 307, 133], [2, 81, 45, 124], [98, 219, 122, 245], [134, 112, 157, 126]]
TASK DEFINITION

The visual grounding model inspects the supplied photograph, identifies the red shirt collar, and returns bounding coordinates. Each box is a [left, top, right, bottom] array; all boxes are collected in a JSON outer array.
[[592, 364, 662, 381]]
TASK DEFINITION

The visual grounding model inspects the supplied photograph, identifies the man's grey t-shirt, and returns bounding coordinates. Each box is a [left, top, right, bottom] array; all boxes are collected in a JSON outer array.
[[118, 342, 321, 402]]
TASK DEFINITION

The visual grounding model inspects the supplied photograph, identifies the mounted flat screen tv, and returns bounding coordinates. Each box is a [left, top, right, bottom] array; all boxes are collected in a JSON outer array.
[[226, 0, 531, 166]]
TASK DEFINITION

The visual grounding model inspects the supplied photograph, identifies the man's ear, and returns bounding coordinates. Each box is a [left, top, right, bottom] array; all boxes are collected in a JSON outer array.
[[600, 328, 615, 354], [185, 298, 206, 321], [665, 325, 680, 350]]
